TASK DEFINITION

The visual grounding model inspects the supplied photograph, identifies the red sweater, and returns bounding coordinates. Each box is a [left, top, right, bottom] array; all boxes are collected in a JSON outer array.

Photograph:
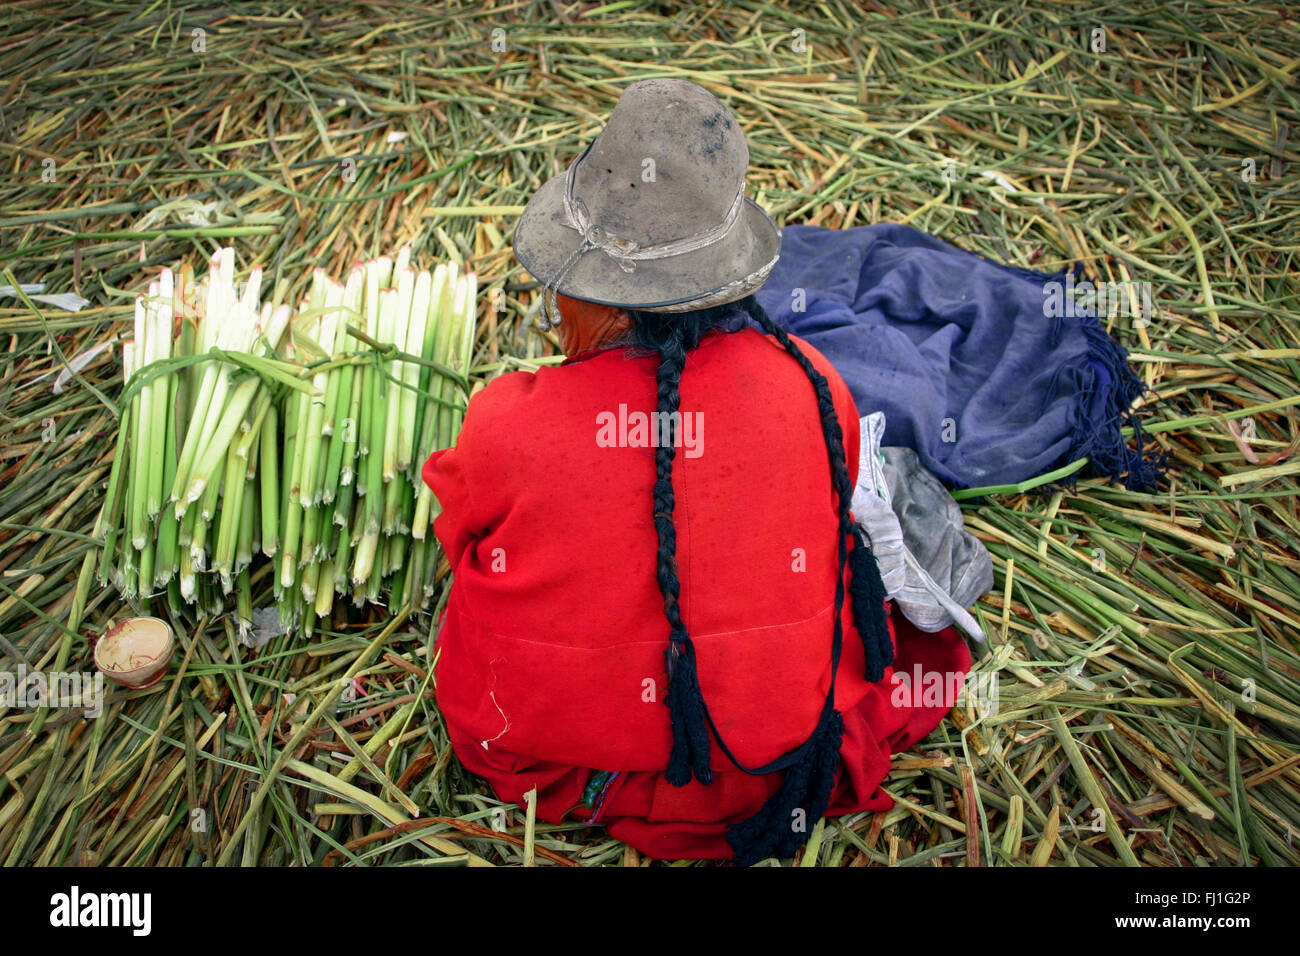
[[422, 327, 970, 860]]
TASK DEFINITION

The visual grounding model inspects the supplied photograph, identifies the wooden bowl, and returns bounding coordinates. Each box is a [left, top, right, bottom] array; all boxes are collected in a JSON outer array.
[[93, 617, 174, 689]]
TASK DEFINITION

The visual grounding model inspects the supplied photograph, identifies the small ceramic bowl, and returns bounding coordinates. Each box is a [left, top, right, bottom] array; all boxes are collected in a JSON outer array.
[[93, 617, 174, 689]]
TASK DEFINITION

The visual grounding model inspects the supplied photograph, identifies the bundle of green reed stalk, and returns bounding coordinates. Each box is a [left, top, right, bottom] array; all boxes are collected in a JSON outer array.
[[95, 245, 478, 639]]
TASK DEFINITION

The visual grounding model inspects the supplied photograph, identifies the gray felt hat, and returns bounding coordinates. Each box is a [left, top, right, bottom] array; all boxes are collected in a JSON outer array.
[[513, 79, 781, 323]]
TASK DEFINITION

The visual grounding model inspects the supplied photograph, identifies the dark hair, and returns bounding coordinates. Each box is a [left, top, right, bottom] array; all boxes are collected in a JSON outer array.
[[618, 293, 895, 865]]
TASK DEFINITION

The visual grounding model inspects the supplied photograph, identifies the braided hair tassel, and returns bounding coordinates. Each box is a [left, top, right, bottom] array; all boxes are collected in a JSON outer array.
[[664, 640, 712, 786], [725, 708, 844, 866], [645, 314, 722, 787]]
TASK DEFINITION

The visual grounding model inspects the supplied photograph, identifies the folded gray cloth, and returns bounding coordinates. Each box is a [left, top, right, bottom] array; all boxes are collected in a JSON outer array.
[[881, 445, 993, 639], [850, 412, 991, 642]]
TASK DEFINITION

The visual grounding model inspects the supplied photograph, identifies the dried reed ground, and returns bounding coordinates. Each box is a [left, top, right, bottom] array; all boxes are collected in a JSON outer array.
[[0, 1, 1297, 867]]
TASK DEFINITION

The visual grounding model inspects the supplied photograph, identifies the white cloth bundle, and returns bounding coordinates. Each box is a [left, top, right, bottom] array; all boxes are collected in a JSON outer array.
[[851, 412, 991, 643]]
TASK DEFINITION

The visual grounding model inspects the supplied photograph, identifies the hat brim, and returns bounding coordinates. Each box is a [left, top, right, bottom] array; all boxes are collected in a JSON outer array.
[[512, 172, 781, 312]]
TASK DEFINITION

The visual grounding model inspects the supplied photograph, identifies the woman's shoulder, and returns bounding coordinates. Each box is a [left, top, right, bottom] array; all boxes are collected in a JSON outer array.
[[456, 353, 650, 451], [710, 326, 857, 409], [744, 326, 845, 380], [465, 350, 644, 415], [461, 360, 585, 417]]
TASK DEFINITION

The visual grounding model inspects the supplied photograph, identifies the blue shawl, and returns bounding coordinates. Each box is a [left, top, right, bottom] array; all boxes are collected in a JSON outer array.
[[755, 223, 1165, 491]]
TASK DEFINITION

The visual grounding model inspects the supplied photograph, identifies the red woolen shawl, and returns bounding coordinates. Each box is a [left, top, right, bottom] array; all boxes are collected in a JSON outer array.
[[421, 326, 971, 860]]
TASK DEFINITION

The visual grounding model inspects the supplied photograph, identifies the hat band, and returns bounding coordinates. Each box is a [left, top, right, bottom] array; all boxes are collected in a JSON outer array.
[[643, 250, 779, 313]]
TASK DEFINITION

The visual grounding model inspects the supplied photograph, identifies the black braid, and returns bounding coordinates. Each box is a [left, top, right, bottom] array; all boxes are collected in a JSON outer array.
[[621, 300, 744, 785]]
